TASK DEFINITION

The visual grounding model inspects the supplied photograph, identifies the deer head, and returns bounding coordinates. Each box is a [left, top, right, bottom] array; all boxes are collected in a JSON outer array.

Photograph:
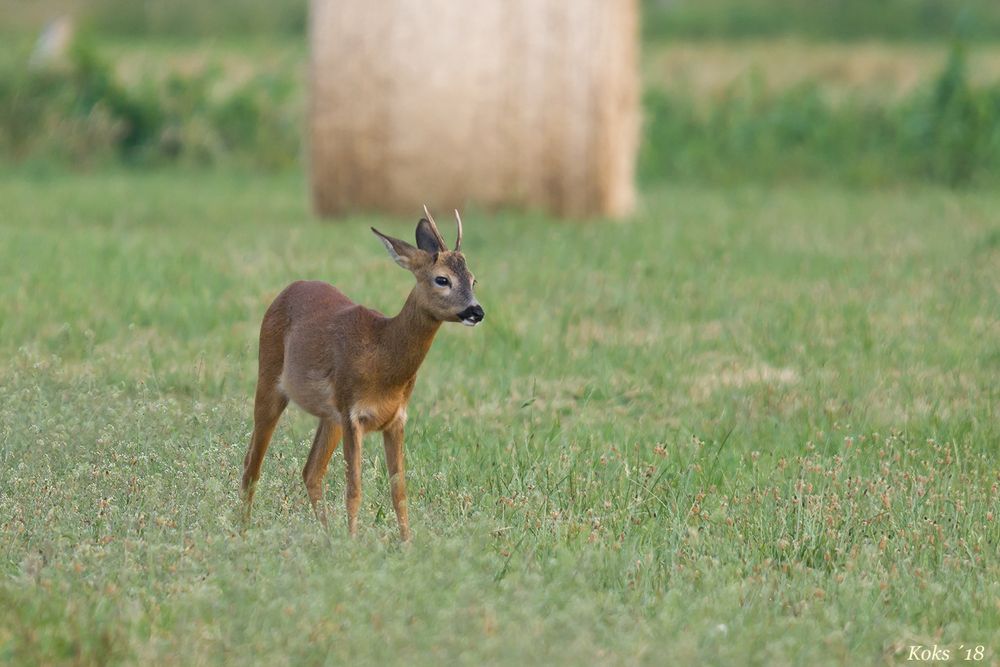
[[371, 207, 484, 326]]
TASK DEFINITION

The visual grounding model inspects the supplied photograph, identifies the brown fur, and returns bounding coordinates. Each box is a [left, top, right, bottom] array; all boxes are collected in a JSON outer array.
[[240, 212, 481, 541]]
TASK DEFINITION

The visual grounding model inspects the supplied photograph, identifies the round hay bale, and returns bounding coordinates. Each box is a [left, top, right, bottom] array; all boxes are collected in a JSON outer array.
[[309, 0, 639, 219]]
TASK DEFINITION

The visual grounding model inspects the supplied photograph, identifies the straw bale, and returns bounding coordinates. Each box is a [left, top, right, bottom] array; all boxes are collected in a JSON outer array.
[[309, 0, 638, 218]]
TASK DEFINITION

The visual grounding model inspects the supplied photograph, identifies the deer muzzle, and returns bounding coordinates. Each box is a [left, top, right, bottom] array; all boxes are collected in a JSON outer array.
[[457, 304, 484, 327]]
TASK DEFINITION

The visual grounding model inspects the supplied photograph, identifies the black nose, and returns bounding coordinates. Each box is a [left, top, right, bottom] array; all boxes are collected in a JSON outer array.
[[457, 304, 484, 322]]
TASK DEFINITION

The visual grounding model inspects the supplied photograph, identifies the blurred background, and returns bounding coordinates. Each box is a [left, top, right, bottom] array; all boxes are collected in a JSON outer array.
[[3, 0, 1000, 190]]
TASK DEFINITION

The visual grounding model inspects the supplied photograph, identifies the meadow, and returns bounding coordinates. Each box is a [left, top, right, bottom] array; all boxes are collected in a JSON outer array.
[[2, 1, 1000, 663], [1, 169, 998, 664]]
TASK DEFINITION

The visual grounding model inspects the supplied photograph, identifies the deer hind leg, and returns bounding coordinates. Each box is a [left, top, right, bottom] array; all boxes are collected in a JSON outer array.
[[302, 418, 342, 526], [241, 303, 289, 520], [241, 381, 288, 518]]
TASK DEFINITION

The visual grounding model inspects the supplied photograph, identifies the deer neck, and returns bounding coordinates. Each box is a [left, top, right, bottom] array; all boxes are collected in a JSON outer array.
[[379, 289, 441, 386]]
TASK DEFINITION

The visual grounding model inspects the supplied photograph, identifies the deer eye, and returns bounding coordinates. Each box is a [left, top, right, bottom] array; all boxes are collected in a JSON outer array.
[[434, 276, 450, 287]]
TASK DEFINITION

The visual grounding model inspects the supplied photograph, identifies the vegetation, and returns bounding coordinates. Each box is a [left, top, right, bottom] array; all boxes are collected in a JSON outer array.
[[641, 44, 1000, 186], [0, 40, 299, 170], [1, 171, 997, 664], [0, 0, 306, 39], [643, 0, 1000, 42], [6, 0, 1000, 42], [5, 37, 1000, 185]]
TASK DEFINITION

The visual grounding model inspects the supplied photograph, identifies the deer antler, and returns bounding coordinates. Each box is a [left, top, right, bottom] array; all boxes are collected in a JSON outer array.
[[454, 209, 463, 252], [422, 204, 447, 250]]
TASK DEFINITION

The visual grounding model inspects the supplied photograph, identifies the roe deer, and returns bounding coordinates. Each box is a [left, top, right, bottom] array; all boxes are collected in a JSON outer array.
[[241, 207, 483, 541]]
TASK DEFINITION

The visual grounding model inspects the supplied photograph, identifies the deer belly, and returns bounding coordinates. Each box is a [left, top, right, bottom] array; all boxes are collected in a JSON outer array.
[[278, 369, 341, 422]]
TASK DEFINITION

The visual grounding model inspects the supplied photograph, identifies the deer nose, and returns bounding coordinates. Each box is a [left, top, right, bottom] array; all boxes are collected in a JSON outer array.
[[458, 304, 484, 326]]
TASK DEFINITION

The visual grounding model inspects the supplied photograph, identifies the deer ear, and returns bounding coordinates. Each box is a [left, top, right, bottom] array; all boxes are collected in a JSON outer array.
[[415, 218, 446, 253], [372, 227, 426, 270]]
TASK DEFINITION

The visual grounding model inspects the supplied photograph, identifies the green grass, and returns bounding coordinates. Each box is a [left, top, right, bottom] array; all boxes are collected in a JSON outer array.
[[0, 169, 998, 665]]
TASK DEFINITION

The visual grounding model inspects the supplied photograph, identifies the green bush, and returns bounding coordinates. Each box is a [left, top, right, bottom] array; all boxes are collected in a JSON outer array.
[[0, 40, 299, 169], [901, 45, 1000, 184], [639, 45, 1000, 186]]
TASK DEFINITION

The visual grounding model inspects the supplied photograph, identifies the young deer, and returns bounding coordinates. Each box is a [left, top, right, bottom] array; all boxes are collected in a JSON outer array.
[[241, 208, 483, 541]]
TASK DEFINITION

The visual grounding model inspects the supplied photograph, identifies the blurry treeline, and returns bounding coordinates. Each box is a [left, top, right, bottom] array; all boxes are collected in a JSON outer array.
[[4, 0, 1000, 41], [645, 0, 1000, 42], [2, 0, 1000, 186], [0, 0, 305, 38]]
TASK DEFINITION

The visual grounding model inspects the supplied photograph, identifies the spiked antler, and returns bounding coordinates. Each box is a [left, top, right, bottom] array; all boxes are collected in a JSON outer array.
[[453, 209, 463, 252], [422, 204, 447, 250]]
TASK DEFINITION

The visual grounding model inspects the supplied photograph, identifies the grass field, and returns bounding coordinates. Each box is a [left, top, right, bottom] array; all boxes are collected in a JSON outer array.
[[0, 169, 997, 664]]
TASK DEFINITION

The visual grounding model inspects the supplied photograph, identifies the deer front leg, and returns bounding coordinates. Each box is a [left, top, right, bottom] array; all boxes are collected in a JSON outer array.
[[343, 420, 363, 537], [382, 418, 411, 542]]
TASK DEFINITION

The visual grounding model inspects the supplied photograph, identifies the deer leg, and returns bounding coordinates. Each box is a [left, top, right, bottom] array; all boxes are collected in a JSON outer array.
[[241, 382, 288, 519], [382, 420, 411, 542], [343, 420, 363, 537], [302, 419, 342, 526]]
